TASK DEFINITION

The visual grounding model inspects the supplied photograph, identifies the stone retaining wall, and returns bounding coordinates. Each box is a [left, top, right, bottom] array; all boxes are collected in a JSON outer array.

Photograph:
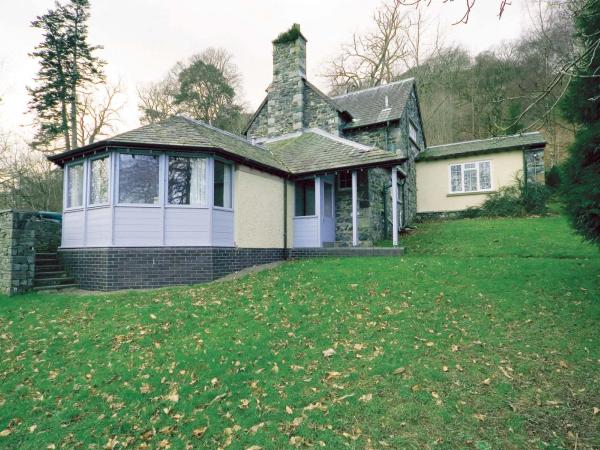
[[0, 210, 61, 295]]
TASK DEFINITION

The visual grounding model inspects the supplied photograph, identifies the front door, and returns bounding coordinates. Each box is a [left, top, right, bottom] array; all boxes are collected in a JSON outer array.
[[320, 176, 335, 245]]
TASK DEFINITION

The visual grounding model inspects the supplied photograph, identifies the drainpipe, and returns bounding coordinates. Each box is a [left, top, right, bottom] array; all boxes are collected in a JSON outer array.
[[283, 179, 288, 259]]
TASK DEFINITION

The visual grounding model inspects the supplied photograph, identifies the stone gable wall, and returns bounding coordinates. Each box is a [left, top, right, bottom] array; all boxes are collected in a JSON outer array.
[[304, 86, 340, 135], [246, 100, 269, 139]]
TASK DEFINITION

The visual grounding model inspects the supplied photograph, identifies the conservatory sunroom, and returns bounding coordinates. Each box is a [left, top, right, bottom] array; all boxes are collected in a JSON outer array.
[[61, 149, 235, 248]]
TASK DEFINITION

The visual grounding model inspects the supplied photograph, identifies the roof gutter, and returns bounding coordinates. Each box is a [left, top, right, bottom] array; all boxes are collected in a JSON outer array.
[[417, 143, 547, 162]]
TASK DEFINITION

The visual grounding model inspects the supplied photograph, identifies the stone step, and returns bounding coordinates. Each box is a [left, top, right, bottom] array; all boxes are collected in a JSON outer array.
[[33, 283, 78, 292], [34, 271, 69, 279], [33, 277, 77, 287], [36, 256, 60, 264], [35, 264, 62, 273]]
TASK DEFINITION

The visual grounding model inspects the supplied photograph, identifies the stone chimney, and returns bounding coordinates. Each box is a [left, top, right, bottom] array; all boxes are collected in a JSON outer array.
[[267, 24, 307, 136]]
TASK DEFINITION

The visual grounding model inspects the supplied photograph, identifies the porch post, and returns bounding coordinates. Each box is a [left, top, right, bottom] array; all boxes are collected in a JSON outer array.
[[352, 170, 358, 247], [391, 166, 398, 247], [315, 176, 321, 247]]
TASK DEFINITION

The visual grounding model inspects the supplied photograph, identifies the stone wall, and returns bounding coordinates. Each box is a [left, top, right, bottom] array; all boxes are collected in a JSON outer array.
[[0, 210, 61, 295], [304, 86, 340, 135], [246, 100, 269, 139]]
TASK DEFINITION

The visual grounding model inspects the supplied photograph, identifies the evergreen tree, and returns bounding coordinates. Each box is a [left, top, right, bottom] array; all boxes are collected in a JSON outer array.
[[559, 0, 600, 246], [28, 0, 104, 152]]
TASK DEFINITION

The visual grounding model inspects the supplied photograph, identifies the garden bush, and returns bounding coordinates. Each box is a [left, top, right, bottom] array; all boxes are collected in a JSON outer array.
[[479, 177, 550, 217]]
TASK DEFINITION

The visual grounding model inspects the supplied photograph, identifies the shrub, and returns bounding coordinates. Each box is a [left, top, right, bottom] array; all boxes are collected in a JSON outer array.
[[545, 165, 562, 189], [479, 177, 550, 217]]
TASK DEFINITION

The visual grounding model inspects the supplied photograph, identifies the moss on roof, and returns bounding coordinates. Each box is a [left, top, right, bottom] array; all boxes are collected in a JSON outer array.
[[273, 24, 304, 44]]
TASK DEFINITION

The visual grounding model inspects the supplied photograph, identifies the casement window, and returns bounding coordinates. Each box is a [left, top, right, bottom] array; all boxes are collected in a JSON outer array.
[[295, 179, 316, 216], [338, 171, 352, 190], [449, 160, 492, 194], [409, 121, 418, 144], [168, 156, 208, 206], [118, 154, 160, 204], [89, 156, 109, 205], [213, 160, 232, 208], [66, 162, 84, 208]]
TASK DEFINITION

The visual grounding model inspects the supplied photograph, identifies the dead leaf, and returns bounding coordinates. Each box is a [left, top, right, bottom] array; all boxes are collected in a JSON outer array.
[[442, 366, 449, 372], [239, 399, 250, 409], [271, 363, 279, 374], [29, 424, 37, 433], [246, 446, 262, 450], [104, 437, 119, 450], [482, 378, 492, 386], [158, 440, 170, 449], [165, 389, 179, 403], [192, 427, 207, 438], [499, 366, 513, 379], [425, 341, 434, 347], [559, 360, 569, 369], [473, 413, 486, 422], [431, 391, 440, 399], [0, 429, 11, 437], [285, 406, 293, 415], [322, 348, 336, 358], [593, 407, 599, 416], [393, 367, 406, 375], [451, 345, 459, 352], [359, 393, 373, 402], [326, 371, 342, 380], [248, 422, 264, 434], [140, 384, 151, 394], [211, 377, 219, 386]]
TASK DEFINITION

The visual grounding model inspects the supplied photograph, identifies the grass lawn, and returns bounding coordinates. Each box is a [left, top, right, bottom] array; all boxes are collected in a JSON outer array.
[[0, 216, 598, 449]]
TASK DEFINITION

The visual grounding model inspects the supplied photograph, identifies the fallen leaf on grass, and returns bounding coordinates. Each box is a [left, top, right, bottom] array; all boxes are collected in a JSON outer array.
[[442, 366, 449, 372], [165, 390, 179, 403], [499, 366, 513, 379], [326, 371, 342, 380], [0, 429, 11, 437], [248, 422, 264, 434], [473, 413, 486, 422], [359, 393, 373, 402], [393, 367, 406, 375], [322, 348, 336, 358], [593, 407, 599, 416], [246, 446, 262, 450], [451, 345, 459, 352], [140, 384, 151, 394], [239, 399, 250, 409], [481, 378, 492, 386], [285, 406, 293, 415], [192, 427, 207, 438]]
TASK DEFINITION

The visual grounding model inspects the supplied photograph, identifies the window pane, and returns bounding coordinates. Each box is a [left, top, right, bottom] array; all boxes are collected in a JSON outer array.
[[118, 154, 159, 204], [295, 179, 315, 216], [464, 167, 478, 192], [450, 165, 462, 193], [339, 172, 352, 189], [214, 160, 232, 208], [168, 156, 207, 206], [479, 161, 491, 190], [324, 182, 333, 217], [67, 163, 84, 208], [409, 122, 418, 142], [89, 157, 109, 205]]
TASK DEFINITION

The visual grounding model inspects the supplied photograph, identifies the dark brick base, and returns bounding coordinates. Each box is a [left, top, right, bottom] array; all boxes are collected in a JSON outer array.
[[59, 246, 405, 291]]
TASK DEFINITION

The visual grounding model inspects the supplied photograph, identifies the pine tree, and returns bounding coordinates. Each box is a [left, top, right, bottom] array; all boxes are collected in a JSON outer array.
[[559, 0, 600, 246], [28, 0, 104, 152]]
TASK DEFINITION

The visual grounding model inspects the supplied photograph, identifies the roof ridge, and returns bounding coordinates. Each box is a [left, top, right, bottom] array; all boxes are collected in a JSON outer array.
[[331, 78, 415, 99], [306, 128, 374, 152], [427, 132, 543, 149]]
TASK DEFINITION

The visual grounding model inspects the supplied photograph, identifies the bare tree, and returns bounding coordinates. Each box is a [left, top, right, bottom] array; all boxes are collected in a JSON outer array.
[[324, 0, 411, 93], [76, 80, 125, 145], [398, 0, 512, 24]]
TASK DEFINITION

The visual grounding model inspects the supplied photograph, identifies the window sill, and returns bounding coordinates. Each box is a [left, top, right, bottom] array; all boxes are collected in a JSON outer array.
[[213, 206, 234, 212], [115, 204, 161, 208], [165, 205, 210, 209], [294, 215, 318, 219], [64, 207, 84, 213], [447, 190, 495, 197], [88, 204, 110, 210]]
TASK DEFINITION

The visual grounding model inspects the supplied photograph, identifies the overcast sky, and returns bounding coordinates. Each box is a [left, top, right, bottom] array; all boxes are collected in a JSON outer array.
[[0, 0, 530, 140]]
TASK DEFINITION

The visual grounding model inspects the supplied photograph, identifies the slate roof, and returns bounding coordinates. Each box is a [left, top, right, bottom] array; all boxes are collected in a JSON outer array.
[[48, 116, 289, 173], [418, 132, 546, 161], [332, 78, 415, 130], [263, 128, 405, 175]]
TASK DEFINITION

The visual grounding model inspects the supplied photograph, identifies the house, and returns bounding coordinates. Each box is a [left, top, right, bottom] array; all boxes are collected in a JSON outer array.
[[416, 132, 546, 218], [47, 24, 544, 291]]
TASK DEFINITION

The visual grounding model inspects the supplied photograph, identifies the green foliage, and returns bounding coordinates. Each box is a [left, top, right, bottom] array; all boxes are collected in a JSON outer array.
[[558, 0, 600, 246], [28, 0, 104, 151], [0, 217, 598, 448], [545, 165, 562, 189], [272, 23, 302, 45], [560, 124, 600, 245], [479, 178, 550, 217]]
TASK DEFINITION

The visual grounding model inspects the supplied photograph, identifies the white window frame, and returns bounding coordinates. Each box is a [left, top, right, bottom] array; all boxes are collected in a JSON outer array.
[[64, 160, 86, 211], [212, 157, 234, 211], [115, 151, 162, 207], [448, 160, 493, 194], [165, 153, 210, 209], [409, 120, 419, 146], [88, 154, 111, 208]]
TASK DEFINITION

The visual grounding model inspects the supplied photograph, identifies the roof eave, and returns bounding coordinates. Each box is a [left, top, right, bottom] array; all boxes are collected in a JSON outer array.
[[290, 156, 408, 177], [417, 142, 547, 162], [47, 141, 290, 177]]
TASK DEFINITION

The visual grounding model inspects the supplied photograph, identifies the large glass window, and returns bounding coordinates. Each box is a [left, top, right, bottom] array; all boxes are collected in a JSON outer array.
[[323, 181, 333, 217], [295, 179, 315, 216], [89, 156, 109, 205], [118, 154, 159, 204], [449, 160, 492, 194], [213, 160, 232, 208], [66, 163, 84, 208], [168, 156, 208, 206]]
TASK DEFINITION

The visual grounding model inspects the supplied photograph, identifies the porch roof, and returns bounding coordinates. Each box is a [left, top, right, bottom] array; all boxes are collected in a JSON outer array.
[[262, 129, 406, 176]]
